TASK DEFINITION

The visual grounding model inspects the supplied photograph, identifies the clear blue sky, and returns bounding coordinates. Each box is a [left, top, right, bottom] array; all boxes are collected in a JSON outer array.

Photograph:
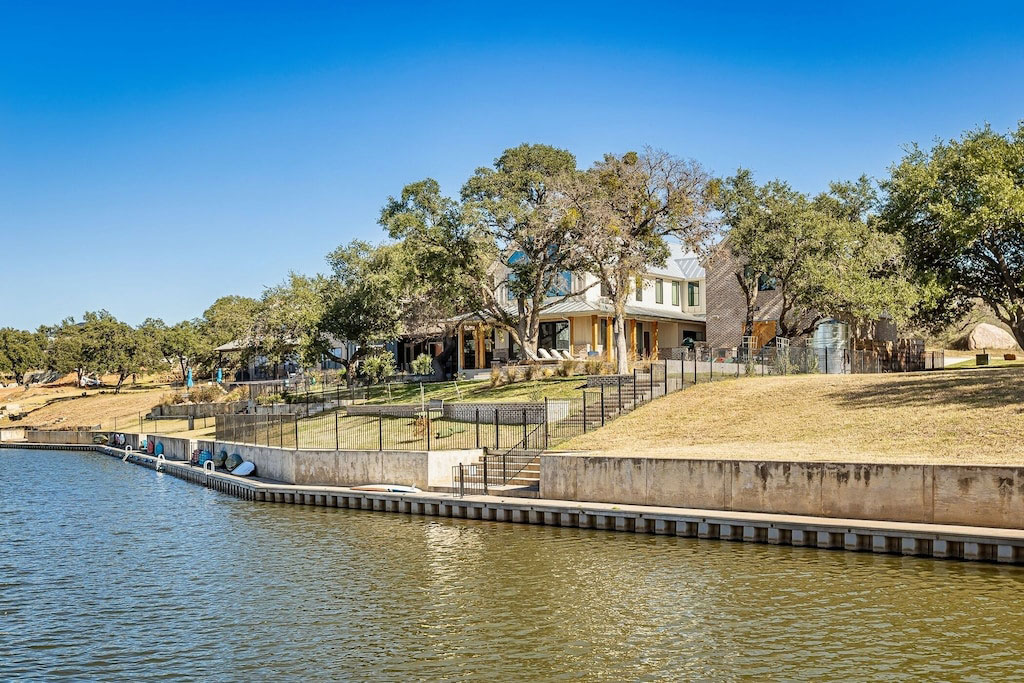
[[3, 2, 1023, 330]]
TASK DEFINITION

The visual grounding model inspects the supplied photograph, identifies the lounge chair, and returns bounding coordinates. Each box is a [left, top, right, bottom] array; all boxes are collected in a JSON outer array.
[[537, 348, 554, 360]]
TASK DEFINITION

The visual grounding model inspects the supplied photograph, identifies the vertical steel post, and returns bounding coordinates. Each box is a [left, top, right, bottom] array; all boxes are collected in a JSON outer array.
[[522, 408, 527, 446], [475, 407, 480, 449], [664, 360, 669, 395], [335, 411, 339, 450], [543, 398, 549, 449], [600, 385, 606, 426], [494, 410, 499, 449], [582, 391, 587, 433], [483, 454, 489, 495], [378, 410, 383, 451], [617, 376, 622, 411]]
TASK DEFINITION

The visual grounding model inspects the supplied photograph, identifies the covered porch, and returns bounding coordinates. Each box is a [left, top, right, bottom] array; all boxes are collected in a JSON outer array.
[[453, 302, 706, 372]]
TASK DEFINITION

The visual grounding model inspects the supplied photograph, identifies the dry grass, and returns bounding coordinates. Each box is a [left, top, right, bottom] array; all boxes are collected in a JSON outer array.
[[0, 380, 173, 430], [561, 367, 1024, 465]]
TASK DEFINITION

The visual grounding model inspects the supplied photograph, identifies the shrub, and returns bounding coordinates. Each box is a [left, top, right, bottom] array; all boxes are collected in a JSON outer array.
[[504, 365, 521, 384], [556, 359, 579, 377], [542, 368, 554, 378], [489, 365, 504, 388], [525, 364, 541, 381], [583, 358, 603, 375], [188, 384, 221, 403], [256, 392, 282, 406], [361, 350, 397, 384], [411, 353, 434, 376]]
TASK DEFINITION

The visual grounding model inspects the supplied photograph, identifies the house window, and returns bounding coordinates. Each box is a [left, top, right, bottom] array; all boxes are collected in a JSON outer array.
[[538, 321, 570, 351], [671, 281, 680, 306], [548, 271, 572, 296], [655, 279, 664, 304], [758, 275, 777, 291], [635, 277, 643, 302], [688, 281, 699, 307]]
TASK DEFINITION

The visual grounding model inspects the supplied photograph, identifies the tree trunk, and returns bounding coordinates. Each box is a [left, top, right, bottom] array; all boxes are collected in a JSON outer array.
[[613, 312, 629, 375], [115, 372, 127, 394]]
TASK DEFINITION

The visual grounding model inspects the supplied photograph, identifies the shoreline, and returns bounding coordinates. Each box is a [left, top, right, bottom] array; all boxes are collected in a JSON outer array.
[[6, 441, 1024, 566]]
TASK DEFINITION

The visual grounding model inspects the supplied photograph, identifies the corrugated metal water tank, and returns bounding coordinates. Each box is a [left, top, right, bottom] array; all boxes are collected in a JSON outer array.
[[812, 319, 849, 373]]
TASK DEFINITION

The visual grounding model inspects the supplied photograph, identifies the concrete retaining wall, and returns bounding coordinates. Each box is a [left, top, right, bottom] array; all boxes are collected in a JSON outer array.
[[147, 434, 195, 461], [0, 427, 26, 442], [24, 429, 99, 445], [196, 439, 479, 489], [152, 401, 246, 418], [541, 455, 1024, 530], [346, 401, 570, 424]]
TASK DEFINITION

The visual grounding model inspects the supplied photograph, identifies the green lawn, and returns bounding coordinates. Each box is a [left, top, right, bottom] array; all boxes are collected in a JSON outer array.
[[946, 354, 1023, 370], [360, 377, 589, 405]]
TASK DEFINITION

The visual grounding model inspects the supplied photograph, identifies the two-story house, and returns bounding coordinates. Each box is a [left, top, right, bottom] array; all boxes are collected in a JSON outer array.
[[447, 243, 707, 373]]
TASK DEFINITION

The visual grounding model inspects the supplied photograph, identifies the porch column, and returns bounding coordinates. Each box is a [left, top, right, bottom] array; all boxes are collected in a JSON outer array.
[[457, 325, 464, 372], [475, 326, 485, 369], [590, 315, 598, 354], [652, 321, 659, 360], [629, 319, 637, 356], [568, 317, 575, 354], [606, 317, 614, 361]]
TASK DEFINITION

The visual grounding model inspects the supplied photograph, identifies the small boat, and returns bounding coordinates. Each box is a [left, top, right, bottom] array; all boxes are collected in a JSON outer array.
[[231, 461, 256, 477], [351, 484, 421, 493]]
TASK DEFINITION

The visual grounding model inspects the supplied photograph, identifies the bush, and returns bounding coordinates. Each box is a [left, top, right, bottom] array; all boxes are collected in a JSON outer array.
[[256, 392, 282, 406], [504, 364, 522, 384], [489, 365, 504, 388], [361, 350, 397, 384], [556, 359, 579, 377], [188, 384, 221, 403], [411, 353, 434, 376]]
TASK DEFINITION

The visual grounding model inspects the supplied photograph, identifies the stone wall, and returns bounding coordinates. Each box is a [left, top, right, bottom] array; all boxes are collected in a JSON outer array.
[[541, 454, 1024, 529], [197, 439, 480, 489]]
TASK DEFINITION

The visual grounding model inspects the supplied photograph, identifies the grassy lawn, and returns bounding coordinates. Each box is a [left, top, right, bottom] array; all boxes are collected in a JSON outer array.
[[946, 352, 1023, 369], [360, 377, 589, 405], [1, 384, 176, 431], [561, 367, 1024, 465]]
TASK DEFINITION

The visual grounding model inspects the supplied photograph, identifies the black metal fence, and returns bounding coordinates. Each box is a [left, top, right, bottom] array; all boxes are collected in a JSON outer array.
[[214, 345, 946, 491]]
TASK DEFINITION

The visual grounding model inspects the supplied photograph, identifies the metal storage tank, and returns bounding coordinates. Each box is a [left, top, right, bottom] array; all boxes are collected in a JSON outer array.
[[812, 319, 849, 373]]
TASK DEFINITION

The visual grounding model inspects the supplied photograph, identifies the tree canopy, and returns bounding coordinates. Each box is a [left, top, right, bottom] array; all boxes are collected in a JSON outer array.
[[717, 170, 917, 340], [0, 327, 45, 385], [880, 123, 1024, 347], [562, 149, 717, 372]]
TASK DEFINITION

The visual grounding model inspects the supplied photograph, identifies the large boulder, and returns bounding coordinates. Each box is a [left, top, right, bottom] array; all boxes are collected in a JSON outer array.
[[957, 323, 1019, 350]]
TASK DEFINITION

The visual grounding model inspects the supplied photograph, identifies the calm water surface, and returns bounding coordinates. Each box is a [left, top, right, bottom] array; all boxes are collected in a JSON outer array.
[[2, 448, 1023, 681]]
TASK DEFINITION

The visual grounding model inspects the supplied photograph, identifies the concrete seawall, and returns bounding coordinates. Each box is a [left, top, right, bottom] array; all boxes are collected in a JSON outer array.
[[197, 440, 480, 490], [541, 455, 1024, 530]]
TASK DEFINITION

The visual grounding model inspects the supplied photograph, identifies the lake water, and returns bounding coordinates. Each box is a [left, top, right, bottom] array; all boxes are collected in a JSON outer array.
[[2, 447, 1023, 681]]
